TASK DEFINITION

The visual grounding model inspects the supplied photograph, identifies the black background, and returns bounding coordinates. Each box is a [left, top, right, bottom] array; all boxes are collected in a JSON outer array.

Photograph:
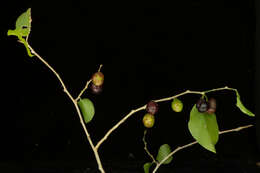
[[1, 0, 259, 172]]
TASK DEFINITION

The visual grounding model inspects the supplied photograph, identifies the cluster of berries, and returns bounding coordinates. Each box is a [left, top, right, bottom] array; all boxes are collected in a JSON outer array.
[[142, 101, 158, 128], [196, 98, 217, 114], [91, 72, 104, 94], [142, 98, 184, 128], [142, 97, 216, 128]]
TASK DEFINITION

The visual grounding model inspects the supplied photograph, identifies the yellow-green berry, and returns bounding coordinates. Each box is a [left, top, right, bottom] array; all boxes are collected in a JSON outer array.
[[171, 98, 183, 112], [142, 113, 155, 128]]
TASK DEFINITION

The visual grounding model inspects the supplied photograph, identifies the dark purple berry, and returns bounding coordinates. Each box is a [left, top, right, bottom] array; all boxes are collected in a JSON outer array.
[[207, 98, 216, 114], [196, 98, 208, 113], [90, 83, 103, 94], [146, 101, 158, 115]]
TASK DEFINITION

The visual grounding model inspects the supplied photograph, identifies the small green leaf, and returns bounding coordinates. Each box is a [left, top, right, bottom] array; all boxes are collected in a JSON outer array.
[[16, 8, 31, 36], [235, 91, 255, 117], [8, 8, 31, 37], [188, 104, 219, 153], [78, 98, 95, 123], [7, 8, 33, 57], [156, 144, 173, 164], [143, 162, 152, 173]]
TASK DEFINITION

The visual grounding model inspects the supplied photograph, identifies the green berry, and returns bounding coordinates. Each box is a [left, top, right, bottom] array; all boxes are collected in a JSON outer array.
[[92, 72, 104, 86], [171, 98, 183, 112], [142, 113, 155, 128]]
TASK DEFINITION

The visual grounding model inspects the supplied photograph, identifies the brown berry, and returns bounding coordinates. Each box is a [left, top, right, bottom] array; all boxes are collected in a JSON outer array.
[[92, 72, 104, 86], [207, 98, 216, 114], [146, 101, 158, 115]]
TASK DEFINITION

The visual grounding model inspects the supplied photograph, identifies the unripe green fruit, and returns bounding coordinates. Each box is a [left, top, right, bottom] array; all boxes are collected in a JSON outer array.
[[142, 113, 155, 128], [92, 72, 104, 86], [171, 98, 183, 112]]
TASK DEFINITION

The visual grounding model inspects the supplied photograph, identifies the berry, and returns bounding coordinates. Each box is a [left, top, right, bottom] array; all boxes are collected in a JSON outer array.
[[207, 98, 216, 114], [196, 98, 208, 113], [171, 98, 183, 112], [92, 72, 104, 86], [90, 83, 103, 94], [143, 113, 155, 128], [146, 101, 158, 115]]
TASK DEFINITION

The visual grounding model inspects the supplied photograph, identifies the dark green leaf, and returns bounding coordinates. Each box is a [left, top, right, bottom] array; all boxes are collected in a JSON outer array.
[[235, 91, 255, 117], [78, 98, 95, 123], [143, 162, 152, 173], [188, 105, 219, 153], [156, 144, 173, 164]]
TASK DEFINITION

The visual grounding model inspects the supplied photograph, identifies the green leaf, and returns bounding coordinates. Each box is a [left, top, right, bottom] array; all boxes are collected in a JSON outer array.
[[8, 8, 31, 37], [7, 8, 33, 57], [156, 144, 173, 164], [188, 105, 219, 153], [78, 98, 95, 123], [235, 91, 255, 117], [143, 162, 152, 173], [16, 8, 31, 37]]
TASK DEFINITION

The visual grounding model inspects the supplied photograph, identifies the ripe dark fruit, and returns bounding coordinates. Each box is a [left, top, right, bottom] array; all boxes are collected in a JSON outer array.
[[171, 98, 183, 112], [90, 83, 103, 94], [196, 98, 208, 113], [207, 98, 216, 114], [143, 113, 155, 128], [146, 101, 158, 115], [92, 72, 104, 86]]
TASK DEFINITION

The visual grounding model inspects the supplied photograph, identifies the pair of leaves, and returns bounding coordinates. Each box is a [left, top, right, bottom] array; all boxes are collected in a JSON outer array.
[[78, 98, 95, 123], [7, 8, 33, 57], [144, 144, 173, 173]]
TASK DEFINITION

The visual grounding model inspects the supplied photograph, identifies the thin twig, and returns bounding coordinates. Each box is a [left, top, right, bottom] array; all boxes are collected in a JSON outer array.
[[152, 124, 254, 173], [98, 64, 103, 72], [95, 105, 146, 150], [76, 80, 92, 102], [27, 44, 106, 173], [143, 130, 158, 164]]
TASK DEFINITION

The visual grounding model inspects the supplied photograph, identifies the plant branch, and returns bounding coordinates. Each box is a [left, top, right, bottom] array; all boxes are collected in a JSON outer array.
[[27, 44, 106, 173], [204, 86, 236, 94], [96, 87, 236, 149], [143, 130, 158, 164], [152, 124, 254, 173], [95, 105, 146, 150], [76, 80, 92, 101]]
